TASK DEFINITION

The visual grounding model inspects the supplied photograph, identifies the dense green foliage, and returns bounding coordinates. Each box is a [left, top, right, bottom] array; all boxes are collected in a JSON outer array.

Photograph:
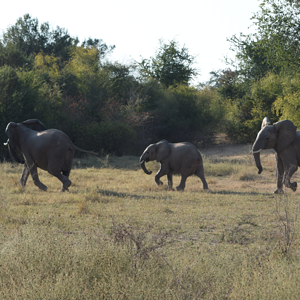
[[138, 39, 198, 88], [219, 0, 300, 142], [3, 1, 300, 157], [0, 15, 220, 159]]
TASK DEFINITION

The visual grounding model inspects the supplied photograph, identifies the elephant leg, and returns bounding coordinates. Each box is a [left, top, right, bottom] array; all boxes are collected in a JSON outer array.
[[62, 170, 71, 177], [176, 169, 190, 191], [49, 170, 71, 192], [29, 164, 48, 191], [274, 153, 284, 194], [280, 150, 298, 192], [277, 147, 298, 192], [20, 165, 30, 187], [283, 164, 298, 192], [155, 164, 167, 186], [176, 174, 187, 191], [196, 166, 208, 190], [167, 173, 174, 190]]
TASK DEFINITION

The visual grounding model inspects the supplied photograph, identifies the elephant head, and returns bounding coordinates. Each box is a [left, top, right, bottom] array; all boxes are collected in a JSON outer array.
[[5, 122, 24, 163], [252, 118, 297, 174], [5, 119, 46, 164], [140, 140, 170, 175]]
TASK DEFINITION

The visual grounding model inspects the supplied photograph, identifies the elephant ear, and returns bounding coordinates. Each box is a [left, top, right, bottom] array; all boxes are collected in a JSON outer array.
[[274, 120, 297, 153], [261, 117, 271, 129], [22, 119, 46, 131], [156, 140, 170, 162]]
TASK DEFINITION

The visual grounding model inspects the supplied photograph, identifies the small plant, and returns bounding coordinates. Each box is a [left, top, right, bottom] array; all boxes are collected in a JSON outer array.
[[78, 200, 89, 214], [275, 193, 299, 254], [110, 218, 172, 260]]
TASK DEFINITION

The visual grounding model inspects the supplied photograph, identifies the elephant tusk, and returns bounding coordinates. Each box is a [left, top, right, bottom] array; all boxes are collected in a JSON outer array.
[[250, 149, 262, 154]]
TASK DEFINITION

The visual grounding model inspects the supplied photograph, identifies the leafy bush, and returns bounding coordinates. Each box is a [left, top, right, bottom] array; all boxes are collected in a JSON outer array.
[[142, 84, 221, 145], [72, 121, 135, 156], [273, 75, 300, 127]]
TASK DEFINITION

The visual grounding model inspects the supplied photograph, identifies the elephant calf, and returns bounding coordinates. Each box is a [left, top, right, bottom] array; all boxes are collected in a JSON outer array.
[[5, 119, 98, 192], [140, 139, 208, 191]]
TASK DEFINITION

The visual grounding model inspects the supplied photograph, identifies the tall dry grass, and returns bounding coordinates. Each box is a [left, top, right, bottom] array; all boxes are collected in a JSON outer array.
[[0, 147, 300, 299]]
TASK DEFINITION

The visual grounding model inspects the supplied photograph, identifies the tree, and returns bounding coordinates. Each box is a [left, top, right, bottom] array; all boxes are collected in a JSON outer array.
[[0, 14, 114, 69], [229, 0, 300, 78], [138, 40, 198, 88]]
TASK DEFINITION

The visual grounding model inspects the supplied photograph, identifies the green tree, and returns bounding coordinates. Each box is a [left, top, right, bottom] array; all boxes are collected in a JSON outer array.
[[0, 14, 114, 69], [273, 75, 300, 127], [138, 40, 198, 88], [229, 0, 300, 78]]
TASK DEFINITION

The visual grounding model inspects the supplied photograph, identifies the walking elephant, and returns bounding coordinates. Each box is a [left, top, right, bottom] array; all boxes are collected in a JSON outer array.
[[140, 140, 208, 191], [4, 119, 47, 164], [5, 120, 98, 191], [252, 117, 300, 194]]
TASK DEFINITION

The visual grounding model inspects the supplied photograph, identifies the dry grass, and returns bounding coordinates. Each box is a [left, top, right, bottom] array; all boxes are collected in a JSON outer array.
[[0, 145, 300, 299]]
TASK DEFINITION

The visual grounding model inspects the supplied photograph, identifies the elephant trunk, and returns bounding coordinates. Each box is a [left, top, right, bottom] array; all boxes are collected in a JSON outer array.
[[252, 137, 264, 174], [253, 151, 263, 174], [140, 159, 152, 175], [7, 140, 25, 164]]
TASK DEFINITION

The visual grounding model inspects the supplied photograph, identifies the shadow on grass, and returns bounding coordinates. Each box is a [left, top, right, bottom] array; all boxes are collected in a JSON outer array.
[[209, 190, 272, 197], [96, 189, 169, 200]]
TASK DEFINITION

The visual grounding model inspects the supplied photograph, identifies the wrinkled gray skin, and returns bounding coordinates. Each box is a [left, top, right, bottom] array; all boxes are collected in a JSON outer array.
[[252, 117, 300, 194], [140, 140, 208, 191], [5, 120, 98, 192]]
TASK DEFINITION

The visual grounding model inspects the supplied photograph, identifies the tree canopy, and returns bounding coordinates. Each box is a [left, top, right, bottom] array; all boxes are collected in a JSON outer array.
[[138, 40, 198, 88], [5, 3, 300, 155], [0, 15, 220, 159]]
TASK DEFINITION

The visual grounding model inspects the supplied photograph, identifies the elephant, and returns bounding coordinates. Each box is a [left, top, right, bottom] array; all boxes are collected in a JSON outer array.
[[4, 119, 47, 164], [252, 117, 300, 194], [5, 120, 98, 191], [140, 139, 208, 191]]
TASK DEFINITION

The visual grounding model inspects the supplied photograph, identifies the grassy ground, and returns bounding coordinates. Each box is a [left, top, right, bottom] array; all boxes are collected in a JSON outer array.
[[0, 144, 300, 299]]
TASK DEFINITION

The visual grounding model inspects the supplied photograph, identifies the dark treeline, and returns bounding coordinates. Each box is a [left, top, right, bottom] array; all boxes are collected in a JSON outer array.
[[1, 1, 300, 158], [0, 15, 221, 158]]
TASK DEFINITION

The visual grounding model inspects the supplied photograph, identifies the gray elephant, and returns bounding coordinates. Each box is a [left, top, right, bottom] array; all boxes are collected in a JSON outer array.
[[140, 140, 208, 191], [5, 120, 98, 191], [4, 119, 47, 164], [252, 117, 299, 194]]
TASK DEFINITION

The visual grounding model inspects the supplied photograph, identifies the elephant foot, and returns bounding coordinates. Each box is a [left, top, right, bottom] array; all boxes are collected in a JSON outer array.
[[39, 185, 48, 191], [274, 188, 284, 194], [33, 180, 48, 191], [176, 186, 185, 191], [62, 179, 71, 192], [290, 182, 297, 192], [19, 181, 26, 188]]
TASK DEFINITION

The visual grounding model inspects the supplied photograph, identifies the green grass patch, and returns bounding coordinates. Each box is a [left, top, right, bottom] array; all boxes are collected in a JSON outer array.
[[0, 150, 299, 299]]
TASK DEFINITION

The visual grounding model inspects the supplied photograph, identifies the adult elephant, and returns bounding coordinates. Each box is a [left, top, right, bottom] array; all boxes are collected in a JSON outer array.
[[140, 139, 208, 191], [252, 117, 299, 194], [5, 119, 47, 164], [5, 120, 98, 191]]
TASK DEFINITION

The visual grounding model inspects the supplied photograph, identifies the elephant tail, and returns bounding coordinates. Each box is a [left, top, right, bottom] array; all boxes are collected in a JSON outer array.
[[71, 145, 99, 156]]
